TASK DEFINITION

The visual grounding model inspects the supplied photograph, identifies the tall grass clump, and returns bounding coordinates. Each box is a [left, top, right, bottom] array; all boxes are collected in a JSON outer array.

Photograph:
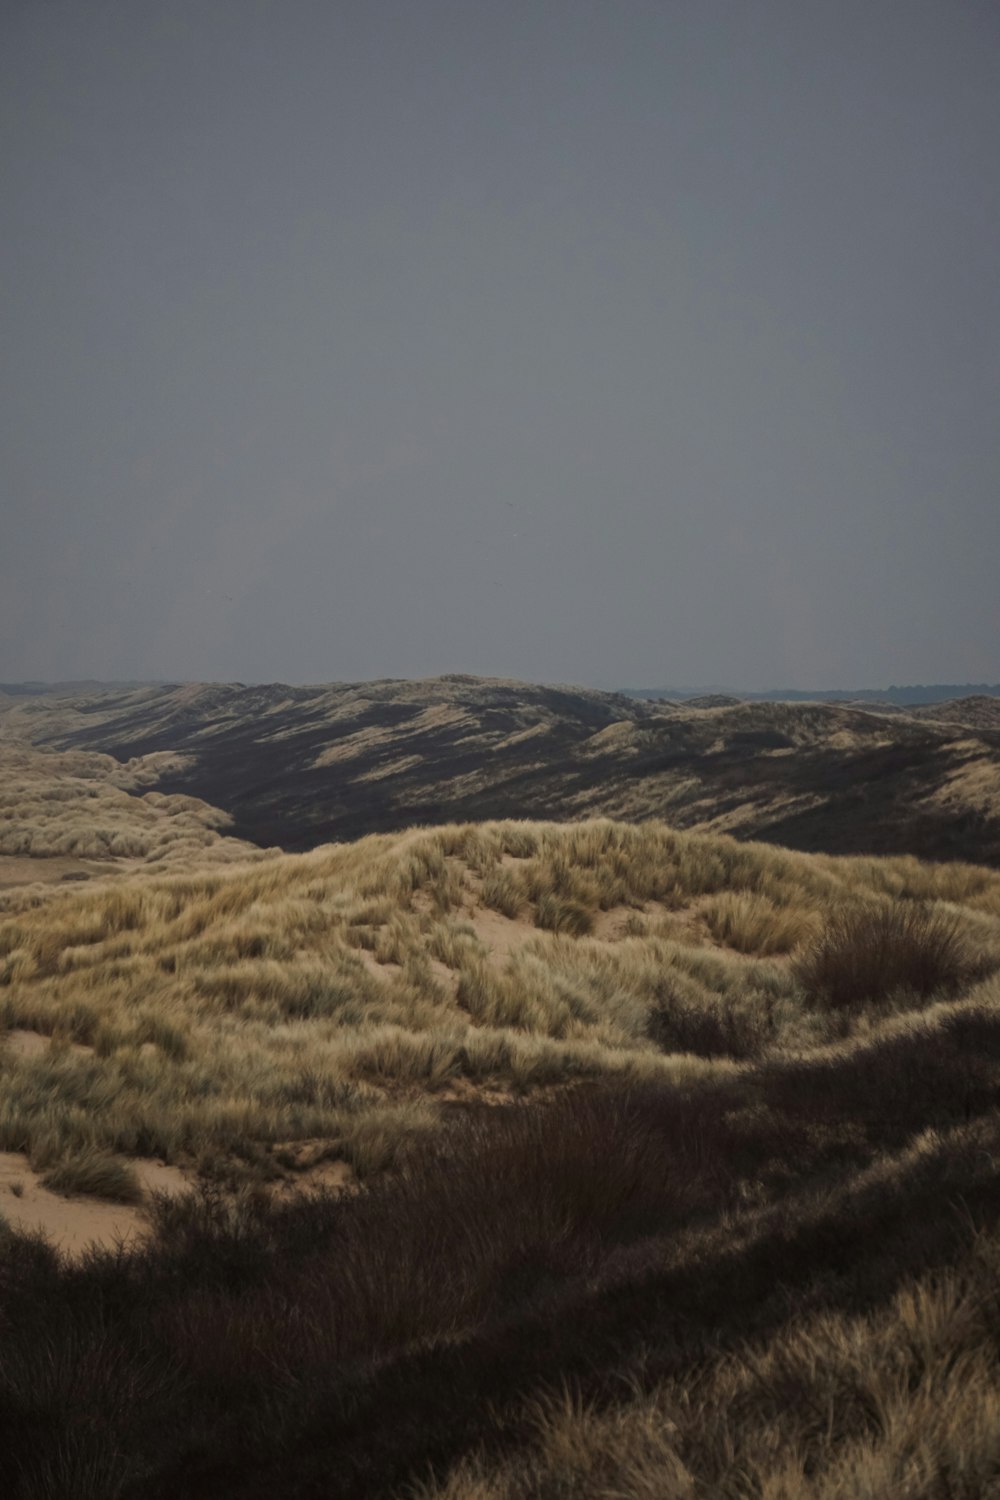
[[480, 871, 523, 919], [796, 901, 976, 1008], [41, 1147, 143, 1203], [535, 892, 593, 937], [702, 891, 815, 956], [645, 976, 775, 1059]]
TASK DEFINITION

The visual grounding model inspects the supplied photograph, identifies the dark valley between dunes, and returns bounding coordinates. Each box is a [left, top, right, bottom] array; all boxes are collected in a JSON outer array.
[[3, 676, 1000, 865]]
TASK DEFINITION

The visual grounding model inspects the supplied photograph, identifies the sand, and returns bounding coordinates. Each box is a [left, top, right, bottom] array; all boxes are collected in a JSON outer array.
[[5, 1027, 94, 1059], [0, 1150, 189, 1257]]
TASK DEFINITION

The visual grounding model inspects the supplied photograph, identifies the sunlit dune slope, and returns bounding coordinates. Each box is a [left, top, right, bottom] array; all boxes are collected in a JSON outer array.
[[2, 815, 999, 1202], [0, 740, 265, 873]]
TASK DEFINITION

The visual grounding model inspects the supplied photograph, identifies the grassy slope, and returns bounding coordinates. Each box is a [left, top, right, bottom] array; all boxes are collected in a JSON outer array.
[[3, 814, 1000, 1493], [2, 816, 997, 1180], [0, 740, 263, 868]]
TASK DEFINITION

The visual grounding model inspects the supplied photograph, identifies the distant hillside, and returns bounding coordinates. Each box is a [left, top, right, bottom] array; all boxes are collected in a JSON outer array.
[[3, 675, 1000, 866], [0, 738, 263, 882], [625, 683, 1000, 706], [0, 680, 159, 697]]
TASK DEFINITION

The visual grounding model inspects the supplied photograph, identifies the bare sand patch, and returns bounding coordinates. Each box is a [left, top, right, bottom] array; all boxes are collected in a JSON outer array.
[[591, 905, 646, 941], [590, 898, 749, 954], [0, 1138, 358, 1260], [590, 900, 699, 942], [0, 1150, 189, 1258], [465, 905, 536, 964], [427, 956, 459, 994], [4, 1028, 50, 1058], [352, 947, 403, 983], [131, 1160, 190, 1197], [4, 1028, 95, 1058]]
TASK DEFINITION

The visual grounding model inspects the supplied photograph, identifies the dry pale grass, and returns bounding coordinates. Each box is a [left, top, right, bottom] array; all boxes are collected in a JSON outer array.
[[0, 741, 265, 872], [0, 817, 998, 1197], [702, 890, 819, 955]]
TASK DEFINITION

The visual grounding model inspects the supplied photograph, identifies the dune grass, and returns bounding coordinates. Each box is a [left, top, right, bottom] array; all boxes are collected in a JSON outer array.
[[40, 1147, 142, 1204], [795, 898, 980, 1007], [2, 815, 1000, 1492], [0, 741, 266, 872], [6, 1041, 1000, 1495], [1, 818, 998, 1189]]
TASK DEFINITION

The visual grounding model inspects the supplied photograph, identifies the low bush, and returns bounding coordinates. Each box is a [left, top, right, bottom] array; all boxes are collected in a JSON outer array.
[[646, 981, 773, 1059], [795, 901, 974, 1008]]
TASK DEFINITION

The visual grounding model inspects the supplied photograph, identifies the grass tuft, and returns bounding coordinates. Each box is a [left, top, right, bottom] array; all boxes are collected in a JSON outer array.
[[795, 900, 978, 1008], [535, 893, 593, 937], [41, 1147, 143, 1203], [702, 890, 815, 955]]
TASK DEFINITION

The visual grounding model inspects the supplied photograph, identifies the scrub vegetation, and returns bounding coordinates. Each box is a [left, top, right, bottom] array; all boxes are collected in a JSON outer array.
[[2, 810, 1000, 1495]]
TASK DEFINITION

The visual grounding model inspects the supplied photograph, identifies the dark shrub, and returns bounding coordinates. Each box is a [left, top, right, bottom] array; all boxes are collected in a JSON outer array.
[[646, 980, 772, 1059], [795, 901, 973, 1008]]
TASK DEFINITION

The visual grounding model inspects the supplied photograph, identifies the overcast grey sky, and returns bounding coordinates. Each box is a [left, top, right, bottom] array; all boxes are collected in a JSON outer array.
[[2, 0, 998, 690]]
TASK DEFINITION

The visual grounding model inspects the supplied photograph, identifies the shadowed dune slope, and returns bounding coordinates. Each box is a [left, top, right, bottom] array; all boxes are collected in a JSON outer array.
[[3, 676, 1000, 864]]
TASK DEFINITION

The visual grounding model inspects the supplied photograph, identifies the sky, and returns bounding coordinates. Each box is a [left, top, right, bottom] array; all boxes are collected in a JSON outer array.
[[2, 0, 998, 692]]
